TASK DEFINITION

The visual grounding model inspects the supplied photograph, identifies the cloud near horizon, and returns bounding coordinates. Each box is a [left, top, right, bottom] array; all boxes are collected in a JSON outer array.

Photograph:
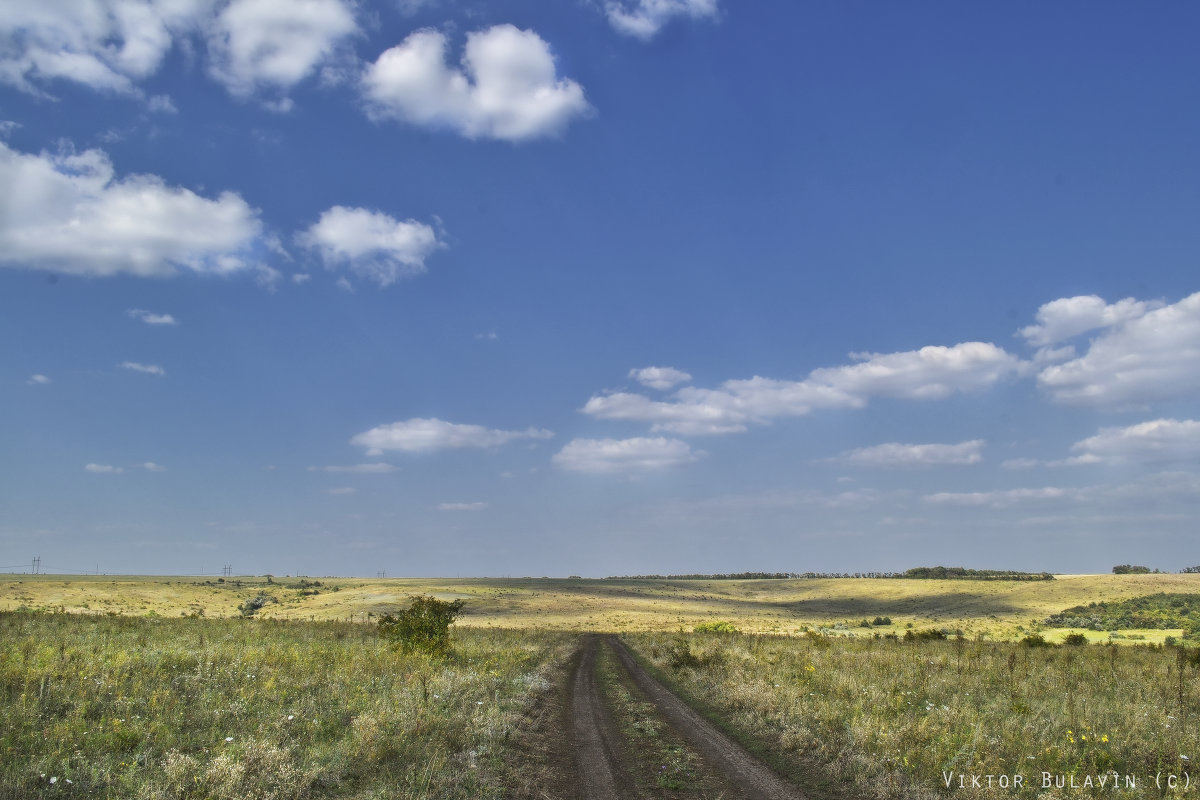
[[835, 440, 985, 468], [552, 436, 698, 473], [351, 418, 553, 455], [585, 342, 1023, 435]]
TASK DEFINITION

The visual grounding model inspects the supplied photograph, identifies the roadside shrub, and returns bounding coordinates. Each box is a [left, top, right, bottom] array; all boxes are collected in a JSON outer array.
[[1062, 632, 1089, 646], [1020, 634, 1051, 647], [871, 616, 892, 626], [667, 635, 701, 669], [377, 595, 464, 657]]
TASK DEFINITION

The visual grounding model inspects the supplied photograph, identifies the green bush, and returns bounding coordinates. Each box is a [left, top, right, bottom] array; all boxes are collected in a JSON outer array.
[[377, 595, 464, 656], [237, 593, 276, 617], [1062, 632, 1089, 646]]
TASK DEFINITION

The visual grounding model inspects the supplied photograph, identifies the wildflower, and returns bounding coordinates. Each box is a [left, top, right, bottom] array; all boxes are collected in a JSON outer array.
[[224, 737, 233, 742], [1101, 735, 1109, 743], [49, 777, 57, 784], [287, 715, 294, 721]]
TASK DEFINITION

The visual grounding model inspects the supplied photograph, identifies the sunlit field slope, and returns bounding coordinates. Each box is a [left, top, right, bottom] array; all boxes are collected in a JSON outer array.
[[3, 574, 1199, 638]]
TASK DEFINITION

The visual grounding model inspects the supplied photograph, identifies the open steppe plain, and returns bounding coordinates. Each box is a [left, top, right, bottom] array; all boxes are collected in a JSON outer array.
[[5, 572, 1200, 640], [5, 573, 1200, 799]]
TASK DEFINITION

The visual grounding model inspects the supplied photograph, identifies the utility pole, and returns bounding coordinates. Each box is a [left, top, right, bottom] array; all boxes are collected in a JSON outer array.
[[32, 556, 40, 575], [376, 570, 386, 579], [222, 564, 232, 578]]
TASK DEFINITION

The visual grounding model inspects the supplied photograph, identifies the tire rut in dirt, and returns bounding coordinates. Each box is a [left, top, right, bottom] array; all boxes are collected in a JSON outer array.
[[606, 636, 806, 800], [572, 635, 642, 800]]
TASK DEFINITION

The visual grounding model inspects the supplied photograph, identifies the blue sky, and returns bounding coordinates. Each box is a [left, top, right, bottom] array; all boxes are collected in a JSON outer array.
[[3, 1, 1200, 577]]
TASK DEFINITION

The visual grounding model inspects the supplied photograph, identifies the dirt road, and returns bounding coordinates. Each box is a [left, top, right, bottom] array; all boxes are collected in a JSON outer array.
[[569, 634, 805, 800], [571, 635, 640, 800]]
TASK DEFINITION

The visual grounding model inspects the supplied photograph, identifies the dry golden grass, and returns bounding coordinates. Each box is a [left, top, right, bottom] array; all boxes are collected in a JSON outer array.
[[3, 573, 1198, 638]]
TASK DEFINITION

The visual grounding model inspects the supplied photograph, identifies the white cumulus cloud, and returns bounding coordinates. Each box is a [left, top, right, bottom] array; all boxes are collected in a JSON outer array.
[[1037, 292, 1200, 407], [120, 361, 165, 375], [142, 461, 166, 472], [628, 366, 691, 391], [85, 463, 123, 473], [361, 24, 591, 141], [0, 142, 263, 277], [206, 0, 357, 100], [1019, 294, 1161, 347], [299, 206, 443, 286], [0, 0, 211, 96], [27, 374, 51, 385], [836, 440, 985, 468], [1069, 419, 1200, 465], [351, 417, 553, 455], [552, 436, 698, 473], [584, 342, 1022, 435], [605, 0, 718, 39]]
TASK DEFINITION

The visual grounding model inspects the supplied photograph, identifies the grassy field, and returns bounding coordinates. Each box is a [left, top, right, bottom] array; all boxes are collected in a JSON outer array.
[[0, 611, 573, 799], [624, 630, 1200, 799], [6, 573, 1200, 799], [4, 573, 1199, 639]]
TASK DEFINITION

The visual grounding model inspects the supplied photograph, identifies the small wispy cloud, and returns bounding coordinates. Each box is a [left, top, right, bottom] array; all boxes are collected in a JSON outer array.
[[352, 418, 553, 455], [317, 463, 399, 474], [142, 462, 167, 472], [120, 361, 166, 376], [326, 487, 357, 495], [437, 501, 488, 511], [128, 309, 178, 326], [834, 440, 985, 468], [27, 374, 50, 385], [629, 366, 692, 391], [85, 463, 123, 474]]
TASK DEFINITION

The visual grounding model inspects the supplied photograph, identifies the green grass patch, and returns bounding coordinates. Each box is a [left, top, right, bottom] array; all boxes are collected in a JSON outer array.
[[0, 610, 572, 799], [623, 631, 1200, 800]]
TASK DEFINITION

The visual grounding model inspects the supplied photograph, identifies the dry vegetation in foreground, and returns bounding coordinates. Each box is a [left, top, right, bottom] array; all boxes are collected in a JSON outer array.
[[0, 611, 573, 800], [4, 573, 1200, 638], [625, 630, 1200, 799]]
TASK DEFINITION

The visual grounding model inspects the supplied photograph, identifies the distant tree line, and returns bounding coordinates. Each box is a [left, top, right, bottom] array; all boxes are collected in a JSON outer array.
[[605, 567, 1054, 581], [898, 566, 1055, 581], [607, 572, 810, 580]]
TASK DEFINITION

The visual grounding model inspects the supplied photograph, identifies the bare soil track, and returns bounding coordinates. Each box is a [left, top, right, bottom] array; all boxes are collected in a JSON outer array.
[[569, 634, 806, 800]]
